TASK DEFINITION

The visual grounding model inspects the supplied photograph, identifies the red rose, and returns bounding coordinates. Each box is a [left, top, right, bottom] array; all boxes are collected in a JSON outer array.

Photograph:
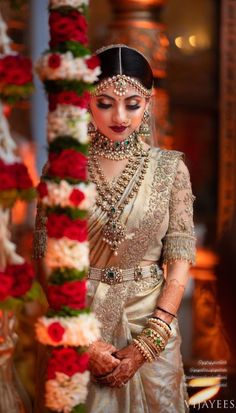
[[48, 91, 90, 111], [47, 359, 60, 380], [7, 262, 35, 297], [0, 160, 16, 190], [47, 213, 88, 242], [47, 213, 69, 238], [48, 94, 57, 112], [47, 280, 86, 310], [2, 55, 19, 70], [49, 10, 88, 48], [69, 188, 85, 206], [2, 56, 32, 85], [76, 352, 90, 373], [64, 221, 88, 242], [47, 322, 65, 342], [86, 56, 100, 70], [4, 68, 31, 85], [0, 59, 4, 71], [47, 348, 89, 379], [0, 172, 16, 190], [11, 163, 33, 190], [57, 91, 90, 108], [48, 54, 61, 69], [48, 149, 87, 181], [37, 181, 48, 198], [0, 273, 13, 300]]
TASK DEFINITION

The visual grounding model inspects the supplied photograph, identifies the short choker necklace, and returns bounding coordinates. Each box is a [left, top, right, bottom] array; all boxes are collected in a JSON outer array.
[[90, 130, 143, 160]]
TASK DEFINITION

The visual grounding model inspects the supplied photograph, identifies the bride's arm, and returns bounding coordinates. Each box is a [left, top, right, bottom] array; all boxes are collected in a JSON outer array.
[[154, 158, 196, 322]]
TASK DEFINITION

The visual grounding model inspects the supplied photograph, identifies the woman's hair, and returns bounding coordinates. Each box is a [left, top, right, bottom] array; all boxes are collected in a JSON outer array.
[[95, 45, 154, 90]]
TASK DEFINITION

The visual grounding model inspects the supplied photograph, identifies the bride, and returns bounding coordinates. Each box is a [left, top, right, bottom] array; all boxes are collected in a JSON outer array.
[[85, 44, 195, 413]]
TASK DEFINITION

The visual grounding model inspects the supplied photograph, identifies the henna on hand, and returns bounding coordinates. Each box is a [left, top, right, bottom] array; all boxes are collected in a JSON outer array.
[[88, 340, 120, 377], [95, 344, 145, 388]]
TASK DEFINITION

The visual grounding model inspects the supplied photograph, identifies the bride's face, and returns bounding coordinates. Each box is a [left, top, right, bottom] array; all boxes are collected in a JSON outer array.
[[89, 84, 149, 141]]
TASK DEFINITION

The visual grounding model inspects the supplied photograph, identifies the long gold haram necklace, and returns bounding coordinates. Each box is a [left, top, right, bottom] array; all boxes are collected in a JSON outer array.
[[88, 147, 149, 255]]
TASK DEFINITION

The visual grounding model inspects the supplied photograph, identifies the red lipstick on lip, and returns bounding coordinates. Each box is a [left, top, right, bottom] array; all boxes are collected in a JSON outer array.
[[110, 126, 127, 133]]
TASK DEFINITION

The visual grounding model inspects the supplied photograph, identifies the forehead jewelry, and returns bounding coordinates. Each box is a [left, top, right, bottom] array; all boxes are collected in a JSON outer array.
[[92, 46, 153, 98]]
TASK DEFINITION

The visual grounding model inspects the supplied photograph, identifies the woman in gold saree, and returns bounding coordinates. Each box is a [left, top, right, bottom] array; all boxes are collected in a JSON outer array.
[[85, 45, 196, 413]]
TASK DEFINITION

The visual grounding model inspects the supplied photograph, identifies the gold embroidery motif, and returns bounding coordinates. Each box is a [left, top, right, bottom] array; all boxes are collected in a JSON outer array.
[[163, 158, 196, 264], [88, 275, 164, 343], [119, 149, 184, 268]]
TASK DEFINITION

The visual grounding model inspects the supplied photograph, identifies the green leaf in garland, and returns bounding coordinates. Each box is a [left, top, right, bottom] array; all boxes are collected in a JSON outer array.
[[19, 187, 37, 201], [44, 80, 94, 95], [49, 268, 87, 285], [43, 175, 89, 185], [0, 297, 23, 312], [54, 41, 91, 57], [71, 404, 87, 413], [48, 136, 89, 155], [46, 205, 87, 220], [47, 307, 91, 318], [0, 189, 18, 208], [0, 83, 34, 104], [24, 281, 48, 307]]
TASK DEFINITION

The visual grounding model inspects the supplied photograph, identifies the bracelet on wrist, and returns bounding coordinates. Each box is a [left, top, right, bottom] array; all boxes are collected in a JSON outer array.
[[150, 316, 172, 331], [155, 306, 177, 319]]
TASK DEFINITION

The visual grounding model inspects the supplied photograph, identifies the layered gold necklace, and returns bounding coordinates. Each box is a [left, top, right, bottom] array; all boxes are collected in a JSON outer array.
[[88, 132, 150, 255]]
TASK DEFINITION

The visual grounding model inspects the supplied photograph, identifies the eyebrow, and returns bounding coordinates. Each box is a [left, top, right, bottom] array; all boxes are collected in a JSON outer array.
[[96, 94, 142, 101]]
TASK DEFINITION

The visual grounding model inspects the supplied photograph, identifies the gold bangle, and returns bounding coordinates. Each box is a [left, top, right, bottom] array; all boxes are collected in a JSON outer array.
[[137, 336, 159, 361], [142, 328, 168, 347], [145, 322, 170, 342], [133, 339, 153, 362], [148, 318, 171, 337], [139, 336, 162, 359]]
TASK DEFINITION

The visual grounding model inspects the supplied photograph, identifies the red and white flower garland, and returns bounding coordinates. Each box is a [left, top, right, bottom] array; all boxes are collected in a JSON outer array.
[[0, 11, 35, 308], [35, 1, 100, 412]]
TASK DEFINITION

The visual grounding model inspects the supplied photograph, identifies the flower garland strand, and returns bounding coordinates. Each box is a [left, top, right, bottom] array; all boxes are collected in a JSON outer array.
[[35, 1, 100, 412], [0, 10, 36, 309]]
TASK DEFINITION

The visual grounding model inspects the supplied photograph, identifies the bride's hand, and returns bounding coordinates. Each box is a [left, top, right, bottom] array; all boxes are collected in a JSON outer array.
[[88, 340, 120, 377], [95, 343, 145, 388]]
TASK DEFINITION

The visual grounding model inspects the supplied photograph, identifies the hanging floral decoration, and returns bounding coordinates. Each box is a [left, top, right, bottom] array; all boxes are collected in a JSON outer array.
[[35, 1, 100, 412], [0, 11, 36, 310], [0, 54, 34, 104]]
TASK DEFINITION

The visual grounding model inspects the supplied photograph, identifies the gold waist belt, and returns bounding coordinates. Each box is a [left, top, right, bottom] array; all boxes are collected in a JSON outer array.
[[88, 263, 163, 285]]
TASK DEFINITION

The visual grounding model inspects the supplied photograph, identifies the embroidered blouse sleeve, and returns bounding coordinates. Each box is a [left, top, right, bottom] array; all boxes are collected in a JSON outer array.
[[162, 159, 196, 265]]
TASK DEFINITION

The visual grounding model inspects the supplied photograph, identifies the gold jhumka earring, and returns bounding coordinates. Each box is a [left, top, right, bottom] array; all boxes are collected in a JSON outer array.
[[138, 110, 151, 139]]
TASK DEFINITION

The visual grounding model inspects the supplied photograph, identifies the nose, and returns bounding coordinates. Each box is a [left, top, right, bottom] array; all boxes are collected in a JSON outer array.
[[112, 104, 128, 125]]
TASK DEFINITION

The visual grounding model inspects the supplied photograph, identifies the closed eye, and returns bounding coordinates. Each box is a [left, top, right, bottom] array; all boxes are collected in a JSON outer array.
[[127, 104, 141, 110], [97, 102, 112, 109]]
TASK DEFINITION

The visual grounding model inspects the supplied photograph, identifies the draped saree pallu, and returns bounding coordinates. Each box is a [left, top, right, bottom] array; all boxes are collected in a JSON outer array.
[[86, 147, 196, 413]]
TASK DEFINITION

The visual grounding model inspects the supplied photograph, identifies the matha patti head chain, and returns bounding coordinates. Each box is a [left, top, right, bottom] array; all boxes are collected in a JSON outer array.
[[91, 44, 153, 98]]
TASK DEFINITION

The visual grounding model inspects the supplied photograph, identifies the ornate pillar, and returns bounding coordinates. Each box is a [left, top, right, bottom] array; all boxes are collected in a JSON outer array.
[[105, 0, 171, 148], [218, 0, 236, 233]]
